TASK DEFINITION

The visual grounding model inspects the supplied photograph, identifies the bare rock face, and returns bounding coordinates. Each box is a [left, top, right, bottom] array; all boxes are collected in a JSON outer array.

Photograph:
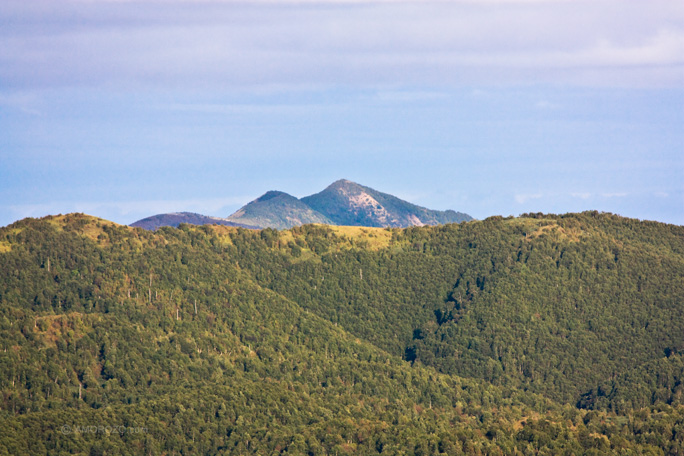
[[300, 179, 472, 228]]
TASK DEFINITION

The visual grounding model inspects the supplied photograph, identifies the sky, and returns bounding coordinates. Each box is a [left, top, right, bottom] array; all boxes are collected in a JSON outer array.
[[1, 0, 683, 227]]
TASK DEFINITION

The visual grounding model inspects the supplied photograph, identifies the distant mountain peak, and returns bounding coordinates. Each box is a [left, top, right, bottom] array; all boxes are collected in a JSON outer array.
[[255, 190, 291, 203], [131, 180, 472, 230], [329, 178, 354, 186], [226, 191, 331, 230], [327, 179, 361, 191], [301, 180, 472, 228], [130, 212, 258, 230]]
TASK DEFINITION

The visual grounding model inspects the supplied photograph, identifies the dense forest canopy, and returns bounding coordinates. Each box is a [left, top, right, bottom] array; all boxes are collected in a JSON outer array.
[[0, 212, 683, 455]]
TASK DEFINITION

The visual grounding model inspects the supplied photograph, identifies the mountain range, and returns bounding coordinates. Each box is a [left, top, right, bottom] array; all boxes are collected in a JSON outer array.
[[128, 212, 260, 231], [131, 179, 472, 230]]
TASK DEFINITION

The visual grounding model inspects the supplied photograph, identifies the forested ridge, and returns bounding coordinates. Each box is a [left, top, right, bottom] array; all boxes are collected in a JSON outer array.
[[0, 212, 683, 455]]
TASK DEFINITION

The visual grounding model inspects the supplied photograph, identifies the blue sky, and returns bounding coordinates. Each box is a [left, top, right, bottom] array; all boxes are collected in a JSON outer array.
[[1, 0, 683, 227]]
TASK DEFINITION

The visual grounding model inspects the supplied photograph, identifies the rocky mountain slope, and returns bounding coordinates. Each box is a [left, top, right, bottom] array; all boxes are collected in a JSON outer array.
[[131, 180, 473, 230], [301, 179, 472, 227]]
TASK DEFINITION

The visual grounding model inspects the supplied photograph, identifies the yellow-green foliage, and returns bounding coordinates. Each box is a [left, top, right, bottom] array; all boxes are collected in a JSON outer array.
[[204, 225, 237, 246], [325, 225, 394, 251], [45, 213, 123, 246], [33, 312, 98, 348], [275, 224, 395, 252]]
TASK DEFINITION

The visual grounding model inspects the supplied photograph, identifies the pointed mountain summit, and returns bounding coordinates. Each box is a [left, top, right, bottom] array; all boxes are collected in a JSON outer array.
[[226, 191, 332, 230], [300, 179, 472, 227]]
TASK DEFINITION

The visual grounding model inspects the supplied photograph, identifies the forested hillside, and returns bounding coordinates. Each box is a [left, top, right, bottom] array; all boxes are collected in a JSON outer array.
[[1, 212, 683, 455]]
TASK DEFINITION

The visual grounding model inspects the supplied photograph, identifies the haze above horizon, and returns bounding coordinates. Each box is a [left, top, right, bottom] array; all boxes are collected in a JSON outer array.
[[1, 0, 683, 227]]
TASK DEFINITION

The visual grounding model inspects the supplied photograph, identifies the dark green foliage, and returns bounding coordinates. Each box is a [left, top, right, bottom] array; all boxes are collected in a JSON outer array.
[[397, 213, 684, 404], [578, 353, 684, 412], [231, 213, 684, 407], [0, 212, 682, 454]]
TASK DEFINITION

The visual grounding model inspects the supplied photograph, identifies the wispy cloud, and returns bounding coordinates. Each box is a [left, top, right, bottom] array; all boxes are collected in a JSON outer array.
[[514, 193, 544, 204], [1, 0, 682, 90], [69, 0, 590, 4], [515, 191, 630, 205], [0, 92, 44, 115], [601, 192, 628, 198], [534, 100, 560, 110], [570, 192, 591, 200]]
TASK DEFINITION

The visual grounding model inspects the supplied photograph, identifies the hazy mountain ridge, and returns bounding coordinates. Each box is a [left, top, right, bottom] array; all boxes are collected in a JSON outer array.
[[130, 180, 473, 230], [130, 212, 259, 230]]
